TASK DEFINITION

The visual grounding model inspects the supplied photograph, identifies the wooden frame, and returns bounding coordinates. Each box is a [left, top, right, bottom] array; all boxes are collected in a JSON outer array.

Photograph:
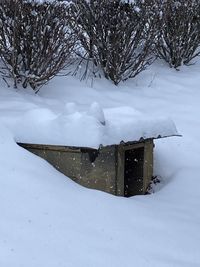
[[116, 141, 153, 196], [18, 139, 154, 197]]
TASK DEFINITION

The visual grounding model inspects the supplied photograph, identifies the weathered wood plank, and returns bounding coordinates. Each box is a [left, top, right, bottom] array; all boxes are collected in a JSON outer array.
[[18, 139, 154, 197]]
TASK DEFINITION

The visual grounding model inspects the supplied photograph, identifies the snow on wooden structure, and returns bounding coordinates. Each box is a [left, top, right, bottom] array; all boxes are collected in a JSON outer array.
[[17, 106, 179, 197]]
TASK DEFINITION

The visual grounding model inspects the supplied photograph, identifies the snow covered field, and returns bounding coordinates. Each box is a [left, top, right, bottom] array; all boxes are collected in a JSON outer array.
[[0, 60, 200, 267]]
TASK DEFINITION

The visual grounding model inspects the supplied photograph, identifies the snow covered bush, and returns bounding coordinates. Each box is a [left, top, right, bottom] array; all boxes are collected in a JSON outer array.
[[0, 0, 75, 90], [69, 0, 157, 85], [155, 0, 200, 69]]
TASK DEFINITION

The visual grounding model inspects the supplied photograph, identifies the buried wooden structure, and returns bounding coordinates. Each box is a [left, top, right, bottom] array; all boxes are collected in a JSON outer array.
[[18, 139, 155, 197]]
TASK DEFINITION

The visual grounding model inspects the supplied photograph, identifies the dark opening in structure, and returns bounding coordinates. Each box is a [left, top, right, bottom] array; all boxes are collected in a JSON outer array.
[[124, 147, 144, 197]]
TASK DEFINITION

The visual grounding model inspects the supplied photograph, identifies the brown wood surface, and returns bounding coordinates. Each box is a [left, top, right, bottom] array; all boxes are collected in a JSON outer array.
[[18, 140, 154, 197]]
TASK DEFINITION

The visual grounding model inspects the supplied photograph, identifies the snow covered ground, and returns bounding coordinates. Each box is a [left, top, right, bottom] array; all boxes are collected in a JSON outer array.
[[0, 60, 200, 267]]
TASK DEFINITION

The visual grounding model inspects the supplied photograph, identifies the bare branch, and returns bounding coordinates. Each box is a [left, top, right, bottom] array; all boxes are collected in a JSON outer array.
[[69, 0, 158, 85], [0, 0, 76, 90], [155, 0, 200, 68]]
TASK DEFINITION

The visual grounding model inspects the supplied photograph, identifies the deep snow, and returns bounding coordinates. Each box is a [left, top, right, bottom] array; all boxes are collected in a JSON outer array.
[[0, 60, 200, 267], [0, 81, 178, 148]]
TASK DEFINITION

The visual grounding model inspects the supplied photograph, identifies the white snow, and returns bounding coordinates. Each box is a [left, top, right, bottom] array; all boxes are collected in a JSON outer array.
[[0, 59, 200, 267], [0, 85, 178, 148], [12, 106, 178, 148]]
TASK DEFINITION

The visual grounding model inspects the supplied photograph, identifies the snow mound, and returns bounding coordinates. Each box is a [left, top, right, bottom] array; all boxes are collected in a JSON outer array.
[[13, 104, 178, 148]]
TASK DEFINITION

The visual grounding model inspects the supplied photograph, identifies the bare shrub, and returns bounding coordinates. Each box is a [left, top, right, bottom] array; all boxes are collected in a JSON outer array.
[[155, 0, 200, 68], [69, 0, 158, 85], [0, 0, 75, 90]]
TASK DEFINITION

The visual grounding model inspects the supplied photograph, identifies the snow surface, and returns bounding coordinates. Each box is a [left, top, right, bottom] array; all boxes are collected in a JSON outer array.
[[0, 60, 200, 267], [0, 100, 178, 148], [0, 80, 178, 148]]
